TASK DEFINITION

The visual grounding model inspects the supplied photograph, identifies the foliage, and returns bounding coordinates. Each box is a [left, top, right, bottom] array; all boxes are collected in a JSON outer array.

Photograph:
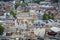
[[10, 11, 17, 18], [49, 15, 55, 20], [15, 2, 20, 9], [43, 12, 49, 20], [52, 0, 58, 3], [43, 11, 55, 20], [15, 2, 28, 9], [0, 25, 4, 35], [32, 0, 43, 4]]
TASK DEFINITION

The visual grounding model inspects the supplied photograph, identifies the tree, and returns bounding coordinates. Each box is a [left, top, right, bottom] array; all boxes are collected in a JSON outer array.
[[49, 15, 55, 20], [10, 11, 17, 18], [43, 11, 55, 20], [48, 11, 55, 20], [15, 1, 28, 9], [33, 0, 43, 3], [52, 0, 58, 3], [22, 0, 24, 2], [43, 12, 49, 20], [0, 25, 4, 35], [15, 2, 20, 9]]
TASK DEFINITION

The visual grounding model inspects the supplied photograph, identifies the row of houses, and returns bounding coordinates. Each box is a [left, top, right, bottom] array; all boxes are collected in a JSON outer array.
[[0, 0, 60, 40]]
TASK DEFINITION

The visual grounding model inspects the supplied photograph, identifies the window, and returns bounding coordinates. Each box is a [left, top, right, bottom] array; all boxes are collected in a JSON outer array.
[[0, 12, 4, 16]]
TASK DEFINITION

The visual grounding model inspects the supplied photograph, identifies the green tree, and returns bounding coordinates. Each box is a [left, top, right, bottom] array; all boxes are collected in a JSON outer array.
[[15, 2, 20, 9], [52, 0, 58, 3], [43, 11, 55, 20], [43, 12, 49, 20], [10, 11, 17, 18], [49, 15, 55, 20], [33, 0, 43, 3], [0, 25, 4, 35], [15, 1, 28, 9]]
